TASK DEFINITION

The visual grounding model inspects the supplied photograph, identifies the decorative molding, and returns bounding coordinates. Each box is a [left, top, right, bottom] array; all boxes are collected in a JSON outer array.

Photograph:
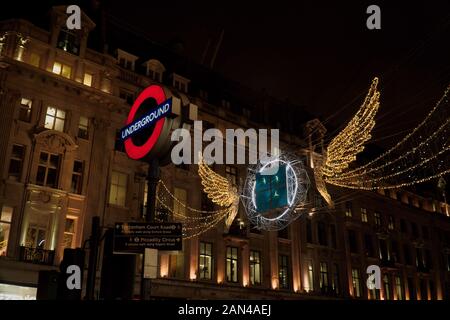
[[34, 129, 78, 153]]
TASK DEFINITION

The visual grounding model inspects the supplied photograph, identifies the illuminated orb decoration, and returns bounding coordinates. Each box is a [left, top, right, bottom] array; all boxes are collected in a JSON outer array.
[[241, 155, 310, 231]]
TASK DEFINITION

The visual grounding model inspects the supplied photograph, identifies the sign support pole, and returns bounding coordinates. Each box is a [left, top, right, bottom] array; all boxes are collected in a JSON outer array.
[[141, 158, 160, 299]]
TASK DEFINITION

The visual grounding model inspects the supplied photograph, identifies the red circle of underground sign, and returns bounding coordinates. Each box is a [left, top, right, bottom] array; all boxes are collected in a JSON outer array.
[[124, 85, 166, 160]]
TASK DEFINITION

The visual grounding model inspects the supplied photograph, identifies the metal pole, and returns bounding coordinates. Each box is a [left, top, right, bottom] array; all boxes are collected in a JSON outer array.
[[85, 216, 100, 300], [141, 158, 160, 299]]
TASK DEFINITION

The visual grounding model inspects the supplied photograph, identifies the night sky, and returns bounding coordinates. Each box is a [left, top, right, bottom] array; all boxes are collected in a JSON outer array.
[[3, 0, 450, 146]]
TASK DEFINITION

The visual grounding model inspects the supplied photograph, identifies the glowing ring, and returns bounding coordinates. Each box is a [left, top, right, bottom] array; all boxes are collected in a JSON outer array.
[[242, 155, 310, 231], [124, 85, 166, 160]]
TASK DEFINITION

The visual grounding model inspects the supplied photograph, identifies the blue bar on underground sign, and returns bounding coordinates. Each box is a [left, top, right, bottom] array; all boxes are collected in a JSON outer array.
[[120, 98, 172, 141]]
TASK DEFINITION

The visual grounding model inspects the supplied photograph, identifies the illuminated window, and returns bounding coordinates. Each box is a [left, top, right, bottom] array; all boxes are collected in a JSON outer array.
[[345, 202, 352, 217], [332, 263, 340, 295], [77, 116, 89, 139], [395, 275, 404, 300], [70, 160, 83, 194], [44, 107, 65, 132], [278, 255, 290, 289], [306, 260, 314, 292], [388, 215, 395, 230], [19, 98, 32, 122], [109, 171, 127, 206], [8, 144, 25, 181], [36, 152, 60, 188], [63, 217, 76, 248], [351, 268, 361, 297], [29, 52, 40, 67], [249, 250, 261, 285], [384, 274, 392, 300], [199, 242, 213, 280], [169, 250, 184, 278], [319, 262, 328, 290], [0, 206, 13, 256], [52, 61, 72, 79], [361, 208, 368, 223], [83, 73, 93, 87], [374, 212, 381, 227], [226, 246, 238, 283]]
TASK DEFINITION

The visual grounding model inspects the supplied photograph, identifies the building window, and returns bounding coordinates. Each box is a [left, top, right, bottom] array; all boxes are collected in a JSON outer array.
[[306, 219, 313, 243], [52, 61, 72, 79], [169, 251, 184, 279], [199, 242, 213, 280], [306, 261, 314, 292], [330, 224, 337, 249], [319, 262, 329, 290], [114, 130, 125, 152], [400, 219, 408, 233], [249, 250, 262, 285], [225, 165, 238, 185], [361, 208, 368, 223], [83, 73, 93, 87], [411, 222, 419, 238], [70, 160, 83, 194], [379, 239, 390, 261], [19, 98, 32, 122], [424, 249, 432, 269], [0, 206, 13, 256], [374, 212, 381, 227], [364, 234, 375, 257], [63, 217, 76, 248], [332, 263, 339, 295], [351, 269, 361, 297], [119, 90, 134, 105], [109, 171, 127, 206], [404, 244, 412, 265], [348, 230, 358, 253], [345, 202, 352, 217], [408, 277, 416, 300], [44, 107, 66, 132], [395, 275, 404, 300], [78, 116, 89, 139], [57, 29, 80, 55], [226, 246, 238, 283], [29, 52, 41, 67], [384, 275, 391, 300], [8, 144, 25, 181], [388, 215, 395, 230], [36, 152, 60, 188], [278, 254, 289, 289], [317, 222, 327, 246], [422, 226, 429, 240]]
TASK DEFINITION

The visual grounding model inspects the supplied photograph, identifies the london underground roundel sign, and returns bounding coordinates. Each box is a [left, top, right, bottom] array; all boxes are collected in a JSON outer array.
[[121, 85, 172, 160]]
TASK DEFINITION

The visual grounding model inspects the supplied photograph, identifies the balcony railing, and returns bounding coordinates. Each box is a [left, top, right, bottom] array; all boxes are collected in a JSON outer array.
[[19, 246, 55, 265]]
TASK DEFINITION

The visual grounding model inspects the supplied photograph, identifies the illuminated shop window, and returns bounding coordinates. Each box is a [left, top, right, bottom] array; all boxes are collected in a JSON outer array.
[[109, 171, 127, 206], [226, 246, 238, 283], [52, 61, 72, 79], [278, 255, 290, 289], [19, 98, 32, 122], [0, 206, 13, 256], [36, 152, 60, 188], [44, 107, 66, 132], [63, 217, 76, 248], [199, 242, 213, 280], [384, 274, 392, 300], [306, 260, 314, 292], [249, 250, 261, 285], [83, 73, 93, 87], [8, 144, 25, 181], [351, 268, 361, 297], [70, 160, 83, 194], [78, 116, 89, 139]]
